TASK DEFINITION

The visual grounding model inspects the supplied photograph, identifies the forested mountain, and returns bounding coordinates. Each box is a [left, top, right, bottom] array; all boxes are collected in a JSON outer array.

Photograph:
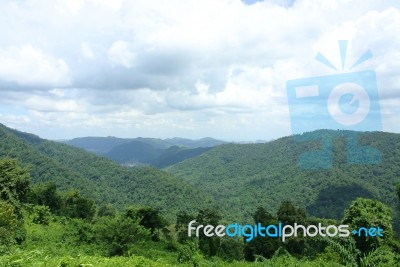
[[166, 130, 400, 222], [2, 123, 400, 224], [65, 136, 225, 167], [0, 123, 215, 221]]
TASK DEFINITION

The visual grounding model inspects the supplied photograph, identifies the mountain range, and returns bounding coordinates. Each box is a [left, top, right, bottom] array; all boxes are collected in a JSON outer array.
[[1, 123, 399, 224], [65, 136, 226, 167]]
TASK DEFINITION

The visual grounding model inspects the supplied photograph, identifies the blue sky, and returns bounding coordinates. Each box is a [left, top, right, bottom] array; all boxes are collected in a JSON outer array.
[[242, 0, 263, 5], [242, 0, 294, 7], [0, 0, 399, 141]]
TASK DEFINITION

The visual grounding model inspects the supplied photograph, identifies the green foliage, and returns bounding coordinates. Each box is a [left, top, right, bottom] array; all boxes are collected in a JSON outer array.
[[397, 183, 400, 214], [0, 201, 17, 246], [277, 200, 307, 225], [359, 245, 398, 267], [343, 198, 393, 254], [177, 241, 203, 265], [195, 208, 222, 258], [321, 238, 359, 267], [1, 125, 400, 266], [0, 159, 29, 245], [0, 249, 171, 267], [31, 205, 51, 225], [95, 215, 150, 256], [61, 190, 96, 221], [218, 237, 244, 262], [252, 207, 276, 225], [0, 124, 215, 222], [167, 130, 400, 222], [176, 210, 195, 243], [124, 205, 168, 241], [177, 243, 195, 263], [28, 182, 62, 213], [0, 158, 30, 213], [97, 203, 117, 217], [66, 218, 96, 245], [244, 207, 280, 261]]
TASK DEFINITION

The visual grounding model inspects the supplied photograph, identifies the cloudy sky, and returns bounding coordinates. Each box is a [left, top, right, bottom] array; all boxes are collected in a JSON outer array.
[[0, 0, 399, 141]]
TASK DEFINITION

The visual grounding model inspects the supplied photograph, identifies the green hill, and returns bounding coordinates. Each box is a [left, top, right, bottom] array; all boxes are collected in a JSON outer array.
[[166, 130, 400, 222], [0, 123, 215, 221]]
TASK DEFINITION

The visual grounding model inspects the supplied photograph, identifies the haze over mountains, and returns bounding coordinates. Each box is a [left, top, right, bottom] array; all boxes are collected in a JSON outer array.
[[1, 123, 399, 224], [65, 136, 227, 167]]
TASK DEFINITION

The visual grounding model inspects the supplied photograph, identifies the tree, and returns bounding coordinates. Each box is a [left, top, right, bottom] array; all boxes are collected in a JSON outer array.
[[98, 203, 116, 217], [32, 205, 52, 225], [253, 207, 276, 225], [244, 207, 280, 261], [61, 190, 96, 221], [0, 158, 29, 244], [277, 200, 307, 225], [397, 184, 400, 212], [124, 206, 167, 241], [0, 201, 17, 245], [196, 208, 222, 257], [95, 216, 150, 256], [29, 182, 62, 213], [0, 158, 30, 212], [343, 198, 393, 254], [175, 211, 195, 243]]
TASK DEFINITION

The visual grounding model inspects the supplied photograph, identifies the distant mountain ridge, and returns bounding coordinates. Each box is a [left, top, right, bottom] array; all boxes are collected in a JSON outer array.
[[64, 136, 226, 167]]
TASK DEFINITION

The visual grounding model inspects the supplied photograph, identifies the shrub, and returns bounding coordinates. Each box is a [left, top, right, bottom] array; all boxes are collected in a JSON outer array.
[[32, 205, 52, 225]]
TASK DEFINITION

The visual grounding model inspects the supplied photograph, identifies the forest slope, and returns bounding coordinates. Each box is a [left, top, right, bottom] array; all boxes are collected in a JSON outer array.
[[166, 130, 400, 221], [0, 123, 214, 220]]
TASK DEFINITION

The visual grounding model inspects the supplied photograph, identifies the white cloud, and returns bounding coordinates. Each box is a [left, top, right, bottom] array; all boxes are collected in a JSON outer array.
[[0, 0, 399, 140], [81, 42, 94, 59], [0, 45, 70, 88], [108, 41, 136, 68]]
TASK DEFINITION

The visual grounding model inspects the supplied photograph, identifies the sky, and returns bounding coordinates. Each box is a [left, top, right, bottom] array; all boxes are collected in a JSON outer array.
[[0, 0, 399, 141]]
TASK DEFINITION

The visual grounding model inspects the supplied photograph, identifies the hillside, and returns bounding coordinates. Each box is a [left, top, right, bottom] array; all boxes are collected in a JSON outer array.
[[66, 136, 224, 167], [0, 124, 215, 221], [166, 130, 400, 221]]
